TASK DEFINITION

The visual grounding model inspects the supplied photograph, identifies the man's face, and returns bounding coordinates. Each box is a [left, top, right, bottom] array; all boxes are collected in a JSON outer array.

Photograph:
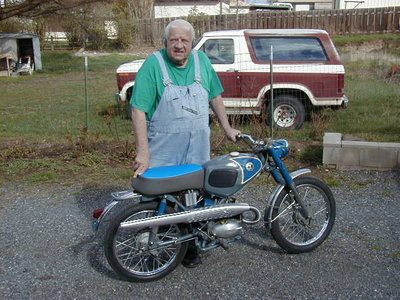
[[166, 26, 193, 67]]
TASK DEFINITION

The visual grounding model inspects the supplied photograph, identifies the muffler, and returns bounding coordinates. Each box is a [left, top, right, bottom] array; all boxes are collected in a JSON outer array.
[[120, 203, 261, 230]]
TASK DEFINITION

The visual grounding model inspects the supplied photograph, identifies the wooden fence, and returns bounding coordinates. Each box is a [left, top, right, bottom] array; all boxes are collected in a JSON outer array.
[[134, 6, 400, 46]]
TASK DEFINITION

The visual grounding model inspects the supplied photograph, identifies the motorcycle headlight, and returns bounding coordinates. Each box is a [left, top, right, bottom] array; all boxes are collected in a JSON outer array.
[[272, 139, 289, 159]]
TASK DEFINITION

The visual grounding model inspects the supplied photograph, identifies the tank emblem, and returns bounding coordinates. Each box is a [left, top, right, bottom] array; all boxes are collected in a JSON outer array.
[[245, 162, 254, 171]]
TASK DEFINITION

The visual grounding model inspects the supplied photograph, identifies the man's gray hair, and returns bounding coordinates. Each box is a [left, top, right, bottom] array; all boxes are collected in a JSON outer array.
[[163, 19, 195, 47]]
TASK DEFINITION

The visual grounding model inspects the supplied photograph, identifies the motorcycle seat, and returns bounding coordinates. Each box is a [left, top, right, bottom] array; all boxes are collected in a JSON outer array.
[[131, 164, 205, 195]]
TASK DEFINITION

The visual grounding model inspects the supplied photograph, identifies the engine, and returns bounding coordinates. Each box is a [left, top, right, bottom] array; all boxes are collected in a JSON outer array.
[[208, 219, 243, 239]]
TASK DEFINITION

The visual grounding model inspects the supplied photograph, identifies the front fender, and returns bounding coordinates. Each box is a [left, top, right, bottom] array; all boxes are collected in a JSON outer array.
[[119, 81, 135, 102], [264, 168, 311, 228]]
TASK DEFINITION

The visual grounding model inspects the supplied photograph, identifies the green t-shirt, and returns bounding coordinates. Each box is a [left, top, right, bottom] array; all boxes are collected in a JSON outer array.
[[130, 49, 223, 120]]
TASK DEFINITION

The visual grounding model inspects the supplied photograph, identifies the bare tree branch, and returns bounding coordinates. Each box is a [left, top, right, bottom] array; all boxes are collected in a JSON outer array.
[[0, 0, 109, 21]]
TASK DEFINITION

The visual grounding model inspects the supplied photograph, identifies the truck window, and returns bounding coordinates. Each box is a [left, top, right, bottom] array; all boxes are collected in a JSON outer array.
[[201, 39, 234, 64], [250, 37, 328, 62]]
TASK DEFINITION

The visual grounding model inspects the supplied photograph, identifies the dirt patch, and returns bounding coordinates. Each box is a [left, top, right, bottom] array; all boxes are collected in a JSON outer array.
[[339, 40, 386, 53]]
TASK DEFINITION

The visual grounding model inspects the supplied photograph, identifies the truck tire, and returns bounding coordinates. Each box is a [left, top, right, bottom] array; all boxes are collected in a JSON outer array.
[[266, 95, 305, 130]]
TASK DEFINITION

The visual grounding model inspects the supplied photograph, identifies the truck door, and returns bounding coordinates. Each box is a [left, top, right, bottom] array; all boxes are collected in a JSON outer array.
[[198, 38, 241, 98]]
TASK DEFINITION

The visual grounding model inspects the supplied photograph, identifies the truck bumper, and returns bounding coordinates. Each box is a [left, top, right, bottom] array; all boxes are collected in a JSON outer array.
[[342, 94, 349, 108], [115, 91, 125, 103]]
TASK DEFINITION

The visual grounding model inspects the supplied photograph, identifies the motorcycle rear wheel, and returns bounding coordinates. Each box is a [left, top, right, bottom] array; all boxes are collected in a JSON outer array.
[[270, 176, 336, 254], [104, 202, 188, 282]]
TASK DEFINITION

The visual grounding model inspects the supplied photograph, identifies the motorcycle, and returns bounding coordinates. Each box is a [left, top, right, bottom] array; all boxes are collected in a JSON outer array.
[[92, 134, 336, 282]]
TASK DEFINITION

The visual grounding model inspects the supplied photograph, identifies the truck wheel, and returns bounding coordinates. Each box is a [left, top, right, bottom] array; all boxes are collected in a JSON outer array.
[[266, 95, 305, 129]]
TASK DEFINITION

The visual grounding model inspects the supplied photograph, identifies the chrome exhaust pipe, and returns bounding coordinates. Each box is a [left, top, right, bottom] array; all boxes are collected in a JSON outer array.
[[120, 203, 261, 230]]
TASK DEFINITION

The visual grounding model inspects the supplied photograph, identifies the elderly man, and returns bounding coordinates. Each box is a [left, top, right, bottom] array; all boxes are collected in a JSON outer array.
[[130, 19, 240, 267]]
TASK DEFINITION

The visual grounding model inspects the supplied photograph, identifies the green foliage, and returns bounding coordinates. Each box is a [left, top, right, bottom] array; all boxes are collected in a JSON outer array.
[[26, 170, 58, 183], [37, 51, 142, 74], [323, 174, 342, 187], [6, 158, 61, 182], [295, 146, 323, 165], [326, 59, 400, 142], [332, 33, 400, 47]]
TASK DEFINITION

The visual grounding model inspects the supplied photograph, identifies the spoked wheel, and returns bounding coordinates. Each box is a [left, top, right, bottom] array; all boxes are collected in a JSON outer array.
[[269, 176, 336, 253], [104, 202, 188, 282]]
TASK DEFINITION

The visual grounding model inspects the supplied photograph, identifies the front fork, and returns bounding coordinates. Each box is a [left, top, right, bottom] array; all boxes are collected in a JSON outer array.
[[269, 149, 310, 219]]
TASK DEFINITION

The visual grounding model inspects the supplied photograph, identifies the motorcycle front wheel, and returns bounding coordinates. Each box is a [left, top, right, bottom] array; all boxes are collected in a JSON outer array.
[[269, 176, 336, 254], [104, 202, 188, 282]]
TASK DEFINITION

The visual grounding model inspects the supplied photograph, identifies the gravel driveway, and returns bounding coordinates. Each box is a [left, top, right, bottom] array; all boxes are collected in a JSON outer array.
[[1, 170, 399, 300]]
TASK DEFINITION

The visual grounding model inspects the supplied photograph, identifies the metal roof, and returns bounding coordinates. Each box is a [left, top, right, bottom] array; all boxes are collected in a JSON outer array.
[[0, 33, 40, 39], [202, 29, 328, 36]]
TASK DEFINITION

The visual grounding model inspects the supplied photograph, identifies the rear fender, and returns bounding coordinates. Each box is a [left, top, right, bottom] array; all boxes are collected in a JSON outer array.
[[264, 168, 311, 229], [93, 190, 143, 232]]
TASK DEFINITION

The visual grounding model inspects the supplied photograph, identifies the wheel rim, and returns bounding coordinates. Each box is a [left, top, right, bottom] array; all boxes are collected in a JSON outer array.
[[276, 184, 331, 246], [273, 104, 296, 127], [113, 210, 181, 277]]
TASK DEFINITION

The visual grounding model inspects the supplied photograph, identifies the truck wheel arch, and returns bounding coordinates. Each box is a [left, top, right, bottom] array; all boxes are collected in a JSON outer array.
[[257, 84, 316, 108], [120, 81, 135, 102]]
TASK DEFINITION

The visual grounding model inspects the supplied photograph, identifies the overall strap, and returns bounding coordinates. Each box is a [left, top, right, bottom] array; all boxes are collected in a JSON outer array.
[[192, 50, 202, 83], [154, 51, 173, 86]]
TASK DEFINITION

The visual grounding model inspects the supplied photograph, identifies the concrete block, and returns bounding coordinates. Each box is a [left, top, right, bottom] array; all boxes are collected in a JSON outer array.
[[378, 142, 400, 149], [342, 141, 380, 149], [337, 148, 360, 166], [322, 132, 400, 170], [338, 164, 375, 171], [323, 147, 338, 165], [360, 149, 398, 168], [323, 132, 342, 148]]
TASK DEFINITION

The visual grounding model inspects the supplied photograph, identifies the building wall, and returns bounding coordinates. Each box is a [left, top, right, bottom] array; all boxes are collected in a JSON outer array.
[[275, 0, 333, 11], [0, 39, 18, 61], [339, 0, 400, 9], [154, 2, 248, 18]]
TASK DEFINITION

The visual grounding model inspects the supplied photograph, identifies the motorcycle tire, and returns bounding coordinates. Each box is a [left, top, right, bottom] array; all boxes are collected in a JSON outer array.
[[104, 202, 188, 282], [270, 176, 336, 254]]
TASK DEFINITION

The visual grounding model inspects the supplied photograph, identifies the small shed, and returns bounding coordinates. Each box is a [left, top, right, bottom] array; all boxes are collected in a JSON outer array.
[[0, 33, 42, 72]]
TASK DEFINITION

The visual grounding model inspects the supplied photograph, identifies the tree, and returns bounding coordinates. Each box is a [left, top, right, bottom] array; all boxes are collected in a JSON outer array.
[[112, 0, 154, 49], [0, 0, 108, 21], [113, 0, 154, 19]]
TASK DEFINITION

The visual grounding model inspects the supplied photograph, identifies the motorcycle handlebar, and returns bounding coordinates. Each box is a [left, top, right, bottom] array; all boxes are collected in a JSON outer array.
[[237, 133, 257, 145], [237, 134, 268, 150]]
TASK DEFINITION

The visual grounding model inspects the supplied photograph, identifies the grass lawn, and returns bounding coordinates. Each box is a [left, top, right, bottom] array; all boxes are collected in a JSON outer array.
[[0, 40, 399, 185]]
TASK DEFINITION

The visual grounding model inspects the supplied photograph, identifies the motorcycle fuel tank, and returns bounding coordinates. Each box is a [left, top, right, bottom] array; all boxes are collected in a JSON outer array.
[[203, 152, 263, 197]]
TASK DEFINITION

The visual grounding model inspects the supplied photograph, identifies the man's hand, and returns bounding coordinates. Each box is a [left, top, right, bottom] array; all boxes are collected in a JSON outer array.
[[133, 150, 150, 178], [225, 127, 241, 142], [210, 95, 241, 142]]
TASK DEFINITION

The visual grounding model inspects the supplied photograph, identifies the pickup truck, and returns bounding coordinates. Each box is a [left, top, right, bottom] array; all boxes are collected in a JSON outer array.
[[115, 29, 348, 129]]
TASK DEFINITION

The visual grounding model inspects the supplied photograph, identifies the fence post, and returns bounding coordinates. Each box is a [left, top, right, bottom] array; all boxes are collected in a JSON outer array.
[[50, 36, 54, 51], [84, 56, 89, 130], [269, 45, 274, 139]]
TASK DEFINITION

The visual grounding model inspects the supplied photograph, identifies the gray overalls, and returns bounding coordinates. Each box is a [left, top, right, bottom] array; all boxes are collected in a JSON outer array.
[[148, 50, 210, 168]]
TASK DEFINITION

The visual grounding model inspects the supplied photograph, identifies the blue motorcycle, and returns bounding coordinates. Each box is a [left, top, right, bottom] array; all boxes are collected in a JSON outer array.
[[93, 134, 336, 282]]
